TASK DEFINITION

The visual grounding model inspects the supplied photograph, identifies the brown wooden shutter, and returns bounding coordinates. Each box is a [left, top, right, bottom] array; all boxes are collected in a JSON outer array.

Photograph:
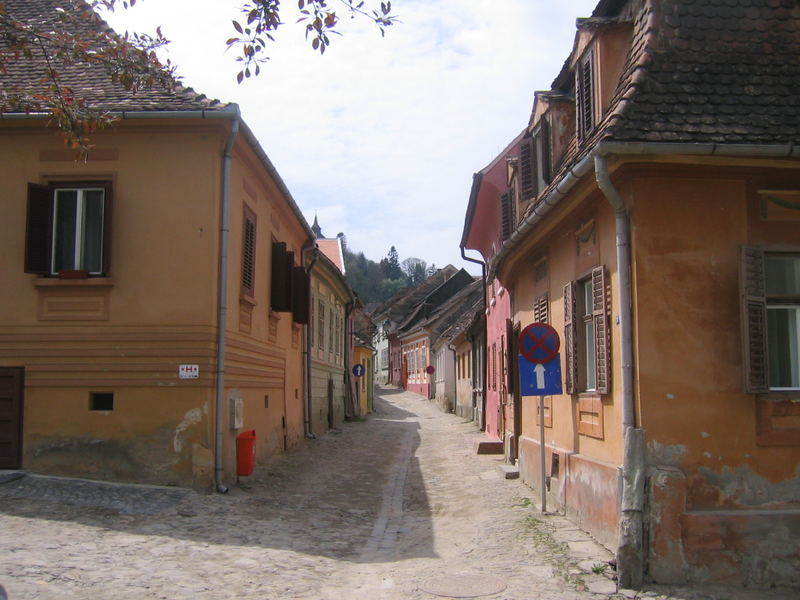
[[241, 205, 257, 297], [291, 266, 310, 324], [537, 119, 552, 188], [271, 242, 292, 311], [500, 191, 514, 240], [740, 246, 769, 393], [576, 50, 594, 142], [100, 182, 112, 276], [533, 292, 549, 324], [506, 318, 518, 396], [25, 183, 51, 274], [592, 265, 610, 394], [519, 138, 536, 201], [564, 281, 577, 394]]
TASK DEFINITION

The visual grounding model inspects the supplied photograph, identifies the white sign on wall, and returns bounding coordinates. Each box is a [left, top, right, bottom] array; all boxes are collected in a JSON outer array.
[[178, 364, 199, 379]]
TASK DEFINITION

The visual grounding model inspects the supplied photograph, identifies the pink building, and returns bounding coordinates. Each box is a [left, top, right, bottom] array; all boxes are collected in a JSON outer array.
[[461, 130, 525, 453]]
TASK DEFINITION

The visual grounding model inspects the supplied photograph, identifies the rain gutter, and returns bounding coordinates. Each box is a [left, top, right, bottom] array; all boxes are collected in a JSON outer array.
[[460, 172, 489, 430], [488, 139, 799, 588], [461, 246, 488, 431], [302, 243, 320, 439], [213, 110, 240, 494]]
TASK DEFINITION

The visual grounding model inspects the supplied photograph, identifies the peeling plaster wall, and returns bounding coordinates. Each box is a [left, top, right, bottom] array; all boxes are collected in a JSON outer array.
[[633, 171, 800, 588]]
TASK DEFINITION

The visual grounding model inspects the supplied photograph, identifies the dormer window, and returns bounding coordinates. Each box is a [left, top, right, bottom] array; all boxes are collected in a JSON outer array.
[[576, 49, 595, 142]]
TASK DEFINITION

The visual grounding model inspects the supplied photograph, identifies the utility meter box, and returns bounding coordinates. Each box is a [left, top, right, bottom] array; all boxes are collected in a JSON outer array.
[[230, 395, 244, 430]]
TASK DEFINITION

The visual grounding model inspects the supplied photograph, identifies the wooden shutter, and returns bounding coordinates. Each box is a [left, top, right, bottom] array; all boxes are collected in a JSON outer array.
[[506, 319, 517, 396], [533, 292, 549, 324], [241, 205, 256, 297], [500, 191, 514, 240], [592, 265, 610, 394], [537, 119, 552, 189], [564, 281, 577, 394], [576, 50, 594, 142], [271, 242, 291, 311], [740, 246, 769, 393], [291, 266, 310, 324], [25, 183, 51, 274], [519, 138, 537, 201], [100, 182, 112, 276]]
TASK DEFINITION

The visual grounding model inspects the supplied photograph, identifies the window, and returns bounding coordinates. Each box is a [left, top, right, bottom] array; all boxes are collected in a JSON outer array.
[[318, 299, 325, 349], [741, 247, 800, 391], [564, 265, 609, 394], [576, 49, 595, 142], [25, 181, 112, 276], [328, 306, 334, 353], [241, 205, 256, 297], [310, 295, 315, 347], [90, 392, 114, 411]]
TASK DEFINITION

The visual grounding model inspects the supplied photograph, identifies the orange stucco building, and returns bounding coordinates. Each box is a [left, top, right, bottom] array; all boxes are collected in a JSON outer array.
[[0, 1, 314, 490], [482, 0, 800, 589]]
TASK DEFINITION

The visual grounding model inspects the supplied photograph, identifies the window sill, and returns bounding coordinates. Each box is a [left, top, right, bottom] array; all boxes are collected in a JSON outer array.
[[240, 294, 257, 308], [34, 277, 113, 288]]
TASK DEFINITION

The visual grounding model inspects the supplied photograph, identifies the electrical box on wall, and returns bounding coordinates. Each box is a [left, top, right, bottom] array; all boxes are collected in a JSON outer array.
[[230, 395, 243, 430]]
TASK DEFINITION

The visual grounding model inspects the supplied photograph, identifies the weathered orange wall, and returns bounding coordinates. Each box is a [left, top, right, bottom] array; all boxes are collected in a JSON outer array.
[[0, 119, 309, 488]]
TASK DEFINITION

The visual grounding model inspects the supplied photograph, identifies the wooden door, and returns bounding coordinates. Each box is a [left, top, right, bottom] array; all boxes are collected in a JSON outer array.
[[0, 367, 24, 469]]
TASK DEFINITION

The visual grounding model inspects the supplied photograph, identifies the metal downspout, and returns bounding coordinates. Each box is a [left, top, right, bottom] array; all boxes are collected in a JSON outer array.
[[303, 245, 320, 439], [461, 246, 488, 431], [214, 114, 240, 494], [594, 154, 645, 589]]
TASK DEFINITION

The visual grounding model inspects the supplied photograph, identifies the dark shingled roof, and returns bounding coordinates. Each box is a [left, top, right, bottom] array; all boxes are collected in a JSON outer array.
[[0, 0, 229, 113], [602, 0, 800, 145]]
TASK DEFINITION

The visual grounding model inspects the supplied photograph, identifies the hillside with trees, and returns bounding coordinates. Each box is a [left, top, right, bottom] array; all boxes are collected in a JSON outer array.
[[341, 242, 438, 305]]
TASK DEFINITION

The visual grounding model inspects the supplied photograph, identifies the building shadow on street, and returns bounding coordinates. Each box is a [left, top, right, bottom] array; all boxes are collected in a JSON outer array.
[[0, 389, 435, 564]]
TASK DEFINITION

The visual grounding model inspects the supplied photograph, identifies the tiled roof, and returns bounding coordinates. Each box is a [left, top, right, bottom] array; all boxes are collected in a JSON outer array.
[[601, 0, 800, 145], [0, 0, 228, 113], [317, 238, 345, 274]]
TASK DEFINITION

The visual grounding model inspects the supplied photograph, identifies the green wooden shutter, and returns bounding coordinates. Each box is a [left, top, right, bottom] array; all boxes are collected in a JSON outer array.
[[25, 183, 51, 275], [564, 281, 577, 394], [592, 265, 610, 395], [740, 246, 769, 393]]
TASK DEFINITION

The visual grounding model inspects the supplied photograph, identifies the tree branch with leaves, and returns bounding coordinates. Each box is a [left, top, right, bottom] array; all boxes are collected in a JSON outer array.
[[0, 0, 398, 151]]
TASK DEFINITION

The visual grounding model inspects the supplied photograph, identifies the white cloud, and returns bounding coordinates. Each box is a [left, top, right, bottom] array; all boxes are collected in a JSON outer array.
[[104, 0, 600, 273]]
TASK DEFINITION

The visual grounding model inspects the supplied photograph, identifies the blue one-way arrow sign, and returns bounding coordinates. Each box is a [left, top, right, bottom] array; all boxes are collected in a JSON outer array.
[[518, 354, 563, 396]]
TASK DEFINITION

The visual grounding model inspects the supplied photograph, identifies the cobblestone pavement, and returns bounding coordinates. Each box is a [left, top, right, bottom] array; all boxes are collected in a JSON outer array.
[[0, 387, 797, 600]]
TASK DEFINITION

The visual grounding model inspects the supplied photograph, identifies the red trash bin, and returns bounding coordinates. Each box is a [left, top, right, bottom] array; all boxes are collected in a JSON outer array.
[[236, 429, 256, 476]]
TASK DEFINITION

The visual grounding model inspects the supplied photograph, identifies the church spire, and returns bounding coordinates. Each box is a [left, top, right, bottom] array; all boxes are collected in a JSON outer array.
[[311, 214, 324, 239]]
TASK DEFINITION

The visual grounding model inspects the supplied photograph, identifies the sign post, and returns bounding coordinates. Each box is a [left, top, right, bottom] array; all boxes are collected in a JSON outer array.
[[518, 323, 562, 514], [352, 364, 365, 416]]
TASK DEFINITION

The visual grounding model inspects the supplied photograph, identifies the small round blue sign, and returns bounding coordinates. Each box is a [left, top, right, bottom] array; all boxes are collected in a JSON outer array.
[[352, 363, 366, 377]]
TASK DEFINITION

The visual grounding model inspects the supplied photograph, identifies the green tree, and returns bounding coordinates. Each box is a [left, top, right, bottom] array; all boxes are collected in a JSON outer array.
[[0, 0, 398, 150], [380, 245, 403, 280]]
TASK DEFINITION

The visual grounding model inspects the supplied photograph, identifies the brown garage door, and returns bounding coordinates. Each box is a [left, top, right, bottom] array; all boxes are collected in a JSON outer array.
[[0, 367, 24, 469]]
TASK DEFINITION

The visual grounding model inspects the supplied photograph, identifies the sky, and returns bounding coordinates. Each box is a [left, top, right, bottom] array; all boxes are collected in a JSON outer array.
[[103, 0, 600, 274]]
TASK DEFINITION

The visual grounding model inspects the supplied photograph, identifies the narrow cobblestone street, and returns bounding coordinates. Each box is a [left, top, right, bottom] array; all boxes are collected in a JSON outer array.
[[0, 387, 795, 600]]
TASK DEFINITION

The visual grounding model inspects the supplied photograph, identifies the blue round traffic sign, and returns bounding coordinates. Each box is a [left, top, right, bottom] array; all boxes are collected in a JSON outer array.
[[519, 322, 560, 364], [352, 363, 366, 377]]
